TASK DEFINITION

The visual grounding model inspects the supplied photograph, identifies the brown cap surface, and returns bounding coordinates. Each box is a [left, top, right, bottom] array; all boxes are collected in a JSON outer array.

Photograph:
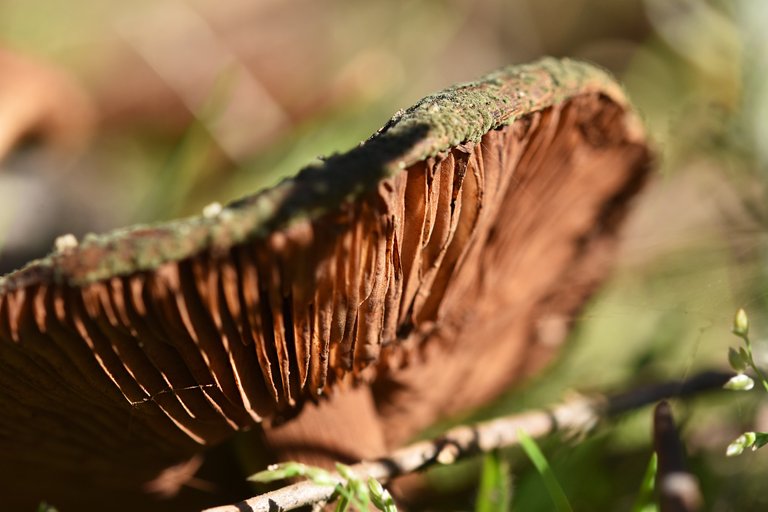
[[0, 58, 651, 508]]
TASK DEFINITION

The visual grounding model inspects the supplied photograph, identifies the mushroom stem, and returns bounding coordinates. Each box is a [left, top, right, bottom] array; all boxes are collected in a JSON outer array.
[[203, 370, 730, 512]]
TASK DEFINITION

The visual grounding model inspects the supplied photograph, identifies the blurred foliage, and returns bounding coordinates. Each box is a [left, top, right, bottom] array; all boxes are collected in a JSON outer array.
[[517, 430, 573, 512], [475, 451, 512, 512], [2, 0, 768, 510], [631, 453, 658, 512]]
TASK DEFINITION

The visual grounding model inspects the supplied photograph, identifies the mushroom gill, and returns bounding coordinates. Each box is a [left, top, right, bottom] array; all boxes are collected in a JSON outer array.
[[0, 58, 651, 508]]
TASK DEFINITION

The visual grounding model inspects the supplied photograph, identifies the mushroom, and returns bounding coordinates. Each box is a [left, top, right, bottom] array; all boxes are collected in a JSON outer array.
[[0, 58, 651, 509]]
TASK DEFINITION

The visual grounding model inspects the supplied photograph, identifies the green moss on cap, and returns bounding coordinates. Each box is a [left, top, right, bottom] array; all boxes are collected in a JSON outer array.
[[0, 57, 638, 290]]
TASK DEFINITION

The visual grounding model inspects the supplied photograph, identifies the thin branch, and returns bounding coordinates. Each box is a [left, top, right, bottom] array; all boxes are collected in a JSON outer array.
[[202, 370, 731, 512], [653, 401, 702, 512]]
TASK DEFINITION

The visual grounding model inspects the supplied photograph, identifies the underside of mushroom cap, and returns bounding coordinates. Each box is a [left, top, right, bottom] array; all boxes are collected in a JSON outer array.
[[0, 57, 652, 507]]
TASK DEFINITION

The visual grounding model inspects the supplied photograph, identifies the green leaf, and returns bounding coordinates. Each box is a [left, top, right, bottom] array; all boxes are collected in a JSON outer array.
[[306, 468, 339, 487], [517, 429, 574, 512], [248, 462, 338, 487], [729, 347, 748, 372], [739, 347, 751, 365], [335, 463, 356, 481], [475, 451, 511, 512], [754, 432, 768, 450], [248, 462, 311, 483], [631, 453, 658, 512], [334, 487, 351, 512], [330, 464, 371, 511], [350, 477, 370, 509]]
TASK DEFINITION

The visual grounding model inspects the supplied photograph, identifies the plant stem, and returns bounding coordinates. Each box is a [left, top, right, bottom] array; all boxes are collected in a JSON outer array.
[[742, 334, 768, 392]]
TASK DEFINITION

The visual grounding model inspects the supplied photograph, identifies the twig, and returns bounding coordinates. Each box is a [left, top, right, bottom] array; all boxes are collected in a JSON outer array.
[[653, 401, 702, 512], [202, 370, 730, 512]]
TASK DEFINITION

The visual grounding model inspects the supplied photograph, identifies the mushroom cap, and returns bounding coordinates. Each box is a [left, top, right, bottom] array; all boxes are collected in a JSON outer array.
[[0, 58, 651, 504]]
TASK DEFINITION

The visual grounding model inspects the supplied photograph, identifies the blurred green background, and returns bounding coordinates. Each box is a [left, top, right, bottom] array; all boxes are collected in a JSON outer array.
[[1, 0, 767, 510]]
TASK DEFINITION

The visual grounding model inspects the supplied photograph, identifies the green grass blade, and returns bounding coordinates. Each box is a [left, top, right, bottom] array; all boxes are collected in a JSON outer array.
[[516, 429, 573, 512], [631, 453, 658, 512], [334, 487, 351, 512], [475, 450, 511, 512]]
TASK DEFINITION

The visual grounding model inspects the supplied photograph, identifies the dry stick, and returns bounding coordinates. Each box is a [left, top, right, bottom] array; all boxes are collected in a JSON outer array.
[[203, 370, 730, 512], [654, 401, 703, 512]]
